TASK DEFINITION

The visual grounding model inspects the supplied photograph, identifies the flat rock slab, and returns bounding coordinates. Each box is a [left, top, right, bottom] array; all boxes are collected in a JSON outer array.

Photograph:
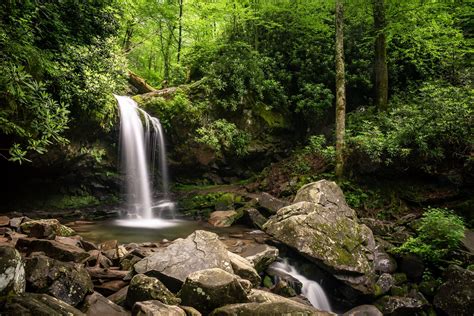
[[132, 300, 186, 316], [82, 292, 129, 316], [210, 301, 334, 315], [16, 237, 89, 263], [4, 293, 85, 315], [134, 230, 233, 292]]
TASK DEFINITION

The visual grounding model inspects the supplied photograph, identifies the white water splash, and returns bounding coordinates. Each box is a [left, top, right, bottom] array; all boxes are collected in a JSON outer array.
[[115, 95, 174, 222], [271, 259, 332, 312]]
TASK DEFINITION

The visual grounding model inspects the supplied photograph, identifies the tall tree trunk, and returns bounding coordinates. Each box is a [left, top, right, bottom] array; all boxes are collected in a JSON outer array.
[[177, 0, 183, 63], [335, 0, 346, 179], [373, 0, 388, 111]]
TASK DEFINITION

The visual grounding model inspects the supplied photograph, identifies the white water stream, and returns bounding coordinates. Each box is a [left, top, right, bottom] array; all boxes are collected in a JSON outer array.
[[270, 259, 332, 312], [115, 95, 176, 227]]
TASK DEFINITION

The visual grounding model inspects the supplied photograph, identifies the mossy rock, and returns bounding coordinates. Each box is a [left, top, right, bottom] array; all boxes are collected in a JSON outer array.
[[20, 219, 75, 238]]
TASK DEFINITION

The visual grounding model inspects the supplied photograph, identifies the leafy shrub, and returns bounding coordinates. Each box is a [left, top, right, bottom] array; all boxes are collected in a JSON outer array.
[[393, 208, 465, 262], [347, 82, 473, 173], [195, 119, 250, 158], [304, 135, 335, 163]]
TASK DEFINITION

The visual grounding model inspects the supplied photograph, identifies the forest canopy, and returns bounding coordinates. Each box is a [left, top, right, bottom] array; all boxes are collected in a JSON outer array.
[[0, 0, 472, 182]]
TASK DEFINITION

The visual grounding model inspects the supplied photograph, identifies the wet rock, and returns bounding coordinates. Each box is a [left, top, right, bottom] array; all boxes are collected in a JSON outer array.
[[82, 292, 129, 316], [4, 293, 85, 315], [375, 273, 394, 296], [125, 274, 180, 308], [433, 265, 474, 316], [0, 216, 10, 226], [81, 239, 98, 251], [375, 296, 428, 315], [107, 285, 129, 306], [399, 254, 424, 281], [273, 280, 297, 297], [241, 244, 279, 273], [86, 249, 113, 268], [228, 251, 261, 287], [263, 181, 375, 294], [293, 180, 356, 218], [208, 210, 239, 227], [20, 219, 75, 239], [9, 216, 29, 230], [374, 250, 397, 274], [461, 229, 474, 254], [210, 301, 333, 315], [120, 252, 143, 271], [0, 245, 25, 297], [179, 268, 249, 314], [256, 192, 289, 214], [343, 304, 383, 316], [244, 208, 267, 229], [266, 266, 302, 295], [134, 230, 233, 292], [55, 236, 82, 248], [132, 300, 186, 316], [16, 238, 89, 263], [103, 245, 128, 262], [25, 255, 93, 306], [360, 218, 393, 237], [99, 239, 118, 251]]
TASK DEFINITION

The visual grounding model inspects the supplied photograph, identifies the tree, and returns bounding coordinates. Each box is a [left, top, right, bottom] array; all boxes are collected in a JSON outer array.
[[373, 0, 388, 111], [335, 0, 346, 179]]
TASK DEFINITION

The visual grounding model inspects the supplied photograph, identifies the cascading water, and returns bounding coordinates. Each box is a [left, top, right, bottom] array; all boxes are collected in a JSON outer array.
[[115, 95, 176, 227], [270, 259, 332, 312]]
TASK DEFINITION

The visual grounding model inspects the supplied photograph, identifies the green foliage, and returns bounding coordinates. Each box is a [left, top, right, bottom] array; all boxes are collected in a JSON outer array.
[[0, 0, 126, 163], [304, 135, 336, 163], [347, 82, 473, 173], [393, 208, 465, 262], [195, 119, 250, 158]]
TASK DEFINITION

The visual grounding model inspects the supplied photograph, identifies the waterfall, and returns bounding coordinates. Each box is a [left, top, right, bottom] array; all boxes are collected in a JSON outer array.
[[270, 259, 332, 312], [115, 95, 175, 226]]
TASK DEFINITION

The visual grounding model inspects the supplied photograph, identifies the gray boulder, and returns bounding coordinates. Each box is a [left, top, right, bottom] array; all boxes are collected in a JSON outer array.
[[256, 192, 289, 214], [433, 265, 474, 316], [241, 244, 279, 273], [179, 268, 249, 314], [228, 251, 261, 287], [82, 292, 129, 316], [132, 300, 186, 316], [263, 180, 376, 294], [374, 250, 397, 274], [0, 245, 25, 297], [25, 255, 93, 306], [244, 208, 267, 229], [210, 301, 333, 315], [134, 231, 233, 292], [126, 274, 180, 308], [343, 305, 382, 316], [4, 293, 85, 315], [375, 273, 394, 297], [375, 296, 428, 315]]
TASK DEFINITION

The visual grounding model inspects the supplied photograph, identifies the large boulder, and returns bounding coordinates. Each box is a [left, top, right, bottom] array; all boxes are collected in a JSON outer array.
[[343, 305, 382, 316], [228, 251, 261, 287], [82, 292, 129, 316], [132, 300, 186, 316], [375, 296, 428, 315], [16, 238, 89, 263], [125, 274, 180, 308], [179, 268, 249, 314], [3, 293, 85, 315], [433, 265, 474, 316], [134, 231, 233, 292], [210, 301, 333, 315], [0, 245, 25, 297], [263, 180, 376, 294], [25, 255, 93, 306], [20, 219, 75, 239]]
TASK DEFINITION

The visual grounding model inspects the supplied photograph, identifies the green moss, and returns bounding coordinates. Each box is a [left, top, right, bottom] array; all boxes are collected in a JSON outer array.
[[254, 103, 289, 128], [393, 273, 408, 285], [44, 194, 100, 209], [263, 275, 273, 288]]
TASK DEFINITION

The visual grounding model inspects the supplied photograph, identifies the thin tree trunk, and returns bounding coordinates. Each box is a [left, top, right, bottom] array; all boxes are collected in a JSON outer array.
[[335, 0, 346, 179], [177, 0, 183, 63], [373, 0, 388, 111]]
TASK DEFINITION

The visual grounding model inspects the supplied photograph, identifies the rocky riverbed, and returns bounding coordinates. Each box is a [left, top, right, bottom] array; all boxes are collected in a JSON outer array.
[[0, 180, 472, 315]]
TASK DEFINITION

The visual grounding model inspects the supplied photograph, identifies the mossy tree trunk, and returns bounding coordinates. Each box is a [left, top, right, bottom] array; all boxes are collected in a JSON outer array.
[[335, 0, 346, 179], [373, 0, 388, 111]]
